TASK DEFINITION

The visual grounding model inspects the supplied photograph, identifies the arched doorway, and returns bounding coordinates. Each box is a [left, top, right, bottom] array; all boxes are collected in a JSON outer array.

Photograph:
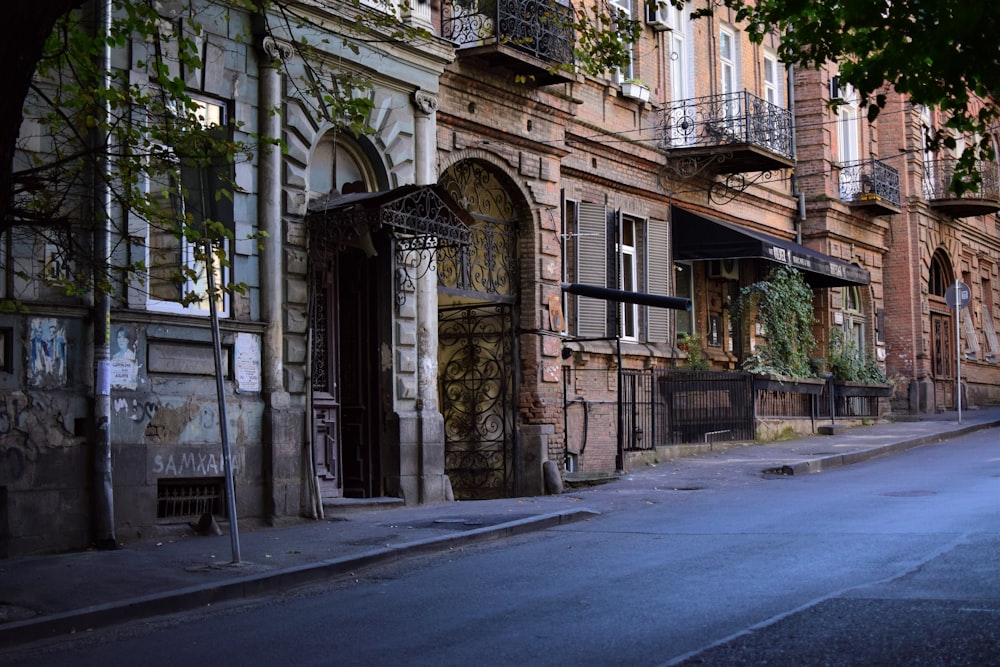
[[308, 133, 389, 500], [437, 161, 521, 500], [928, 249, 955, 409]]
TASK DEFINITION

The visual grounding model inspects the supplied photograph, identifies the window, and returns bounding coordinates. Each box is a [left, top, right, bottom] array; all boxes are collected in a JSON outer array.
[[719, 26, 741, 129], [667, 5, 694, 145], [843, 285, 864, 353], [920, 105, 937, 199], [308, 134, 377, 197], [611, 0, 635, 82], [618, 216, 639, 341], [669, 5, 691, 101], [929, 251, 950, 297], [763, 52, 781, 106], [836, 82, 860, 199], [141, 97, 231, 316], [567, 202, 669, 343], [719, 27, 738, 98]]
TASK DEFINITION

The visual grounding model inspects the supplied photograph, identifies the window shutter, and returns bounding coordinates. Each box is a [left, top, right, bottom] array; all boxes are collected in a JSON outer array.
[[964, 306, 982, 359], [610, 208, 623, 337], [646, 218, 669, 343], [576, 202, 608, 338], [983, 304, 1000, 358]]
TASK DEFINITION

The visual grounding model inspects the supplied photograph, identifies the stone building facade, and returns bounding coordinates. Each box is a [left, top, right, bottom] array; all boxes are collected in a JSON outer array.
[[3, 0, 998, 556]]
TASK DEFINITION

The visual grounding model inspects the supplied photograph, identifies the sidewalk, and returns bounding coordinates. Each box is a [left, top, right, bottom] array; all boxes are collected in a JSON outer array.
[[2, 407, 998, 649]]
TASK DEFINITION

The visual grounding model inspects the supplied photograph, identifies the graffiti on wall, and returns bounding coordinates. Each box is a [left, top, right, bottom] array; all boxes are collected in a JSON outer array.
[[152, 450, 234, 477], [27, 318, 66, 387]]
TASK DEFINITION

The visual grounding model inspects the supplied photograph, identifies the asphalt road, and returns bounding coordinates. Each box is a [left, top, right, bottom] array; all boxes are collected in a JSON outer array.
[[4, 429, 999, 666]]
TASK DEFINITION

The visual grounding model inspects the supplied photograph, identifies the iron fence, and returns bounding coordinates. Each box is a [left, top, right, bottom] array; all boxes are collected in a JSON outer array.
[[653, 370, 756, 444]]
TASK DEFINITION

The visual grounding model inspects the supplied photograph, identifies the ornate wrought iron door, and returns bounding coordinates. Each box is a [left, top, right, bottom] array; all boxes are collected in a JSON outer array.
[[437, 161, 519, 499], [439, 303, 514, 499]]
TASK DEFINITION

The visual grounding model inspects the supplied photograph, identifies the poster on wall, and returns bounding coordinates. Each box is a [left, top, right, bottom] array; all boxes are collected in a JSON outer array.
[[110, 325, 140, 390], [27, 317, 66, 387], [234, 332, 261, 393]]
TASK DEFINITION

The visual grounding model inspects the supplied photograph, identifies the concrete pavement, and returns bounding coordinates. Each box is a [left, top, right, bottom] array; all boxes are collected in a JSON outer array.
[[2, 406, 998, 650]]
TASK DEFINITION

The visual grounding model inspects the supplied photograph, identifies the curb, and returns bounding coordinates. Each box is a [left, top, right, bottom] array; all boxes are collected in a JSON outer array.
[[0, 508, 600, 650], [766, 419, 1000, 475]]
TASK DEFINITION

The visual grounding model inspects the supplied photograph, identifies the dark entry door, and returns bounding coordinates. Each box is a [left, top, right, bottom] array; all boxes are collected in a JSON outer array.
[[337, 251, 382, 498], [312, 250, 382, 500]]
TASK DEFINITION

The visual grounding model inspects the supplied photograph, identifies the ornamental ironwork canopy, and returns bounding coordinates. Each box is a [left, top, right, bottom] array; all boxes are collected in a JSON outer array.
[[672, 206, 870, 288], [307, 184, 472, 254]]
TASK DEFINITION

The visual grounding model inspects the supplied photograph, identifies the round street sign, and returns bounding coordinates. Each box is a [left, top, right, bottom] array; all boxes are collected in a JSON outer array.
[[945, 281, 971, 309]]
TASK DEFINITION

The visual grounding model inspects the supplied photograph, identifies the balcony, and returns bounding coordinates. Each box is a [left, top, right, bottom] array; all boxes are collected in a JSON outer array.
[[442, 0, 576, 85], [657, 91, 795, 175], [924, 158, 1000, 217], [839, 158, 901, 216]]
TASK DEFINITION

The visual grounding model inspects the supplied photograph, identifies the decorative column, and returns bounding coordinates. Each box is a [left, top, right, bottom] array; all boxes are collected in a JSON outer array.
[[258, 35, 297, 520], [412, 89, 447, 501], [260, 36, 291, 396]]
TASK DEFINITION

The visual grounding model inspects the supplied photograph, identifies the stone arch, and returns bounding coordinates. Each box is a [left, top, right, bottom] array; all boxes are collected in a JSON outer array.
[[283, 88, 416, 206], [435, 156, 534, 501]]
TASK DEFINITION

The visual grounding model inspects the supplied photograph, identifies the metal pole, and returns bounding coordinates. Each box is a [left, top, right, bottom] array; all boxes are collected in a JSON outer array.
[[205, 243, 240, 563], [955, 278, 962, 424], [92, 0, 115, 549]]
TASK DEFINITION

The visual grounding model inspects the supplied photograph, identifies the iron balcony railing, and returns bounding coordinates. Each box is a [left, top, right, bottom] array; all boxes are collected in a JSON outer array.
[[923, 158, 1000, 203], [442, 0, 575, 67], [839, 158, 901, 207], [657, 90, 794, 159]]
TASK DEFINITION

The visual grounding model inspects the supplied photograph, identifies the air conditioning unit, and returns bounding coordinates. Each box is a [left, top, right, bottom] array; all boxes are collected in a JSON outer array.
[[646, 2, 672, 31], [708, 258, 739, 280]]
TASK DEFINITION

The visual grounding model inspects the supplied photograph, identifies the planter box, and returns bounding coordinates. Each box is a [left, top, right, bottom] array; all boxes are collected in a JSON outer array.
[[753, 374, 826, 395], [833, 381, 893, 398], [620, 82, 650, 103]]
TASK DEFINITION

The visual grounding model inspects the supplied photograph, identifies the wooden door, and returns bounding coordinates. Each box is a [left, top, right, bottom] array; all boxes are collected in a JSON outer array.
[[931, 312, 955, 409]]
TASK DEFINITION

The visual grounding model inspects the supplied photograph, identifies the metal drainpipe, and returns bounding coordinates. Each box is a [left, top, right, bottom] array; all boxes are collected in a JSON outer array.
[[787, 63, 805, 244], [93, 0, 116, 549]]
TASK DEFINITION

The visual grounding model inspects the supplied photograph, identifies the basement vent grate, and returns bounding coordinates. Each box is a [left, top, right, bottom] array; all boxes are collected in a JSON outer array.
[[157, 478, 225, 519]]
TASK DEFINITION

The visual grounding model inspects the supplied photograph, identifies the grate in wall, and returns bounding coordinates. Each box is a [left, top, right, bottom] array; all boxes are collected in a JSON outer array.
[[156, 478, 224, 519]]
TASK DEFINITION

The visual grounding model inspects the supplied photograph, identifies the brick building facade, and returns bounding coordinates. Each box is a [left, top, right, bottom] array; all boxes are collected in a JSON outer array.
[[3, 0, 998, 556]]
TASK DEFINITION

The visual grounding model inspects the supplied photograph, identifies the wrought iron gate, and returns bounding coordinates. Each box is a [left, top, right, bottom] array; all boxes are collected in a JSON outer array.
[[439, 302, 515, 499]]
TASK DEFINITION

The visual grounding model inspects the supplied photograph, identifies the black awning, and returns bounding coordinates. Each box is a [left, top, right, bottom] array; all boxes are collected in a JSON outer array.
[[306, 184, 472, 253], [672, 206, 870, 288]]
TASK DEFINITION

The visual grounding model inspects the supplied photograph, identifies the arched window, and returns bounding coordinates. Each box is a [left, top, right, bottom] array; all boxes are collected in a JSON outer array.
[[308, 133, 379, 197], [843, 285, 864, 351], [929, 251, 951, 297]]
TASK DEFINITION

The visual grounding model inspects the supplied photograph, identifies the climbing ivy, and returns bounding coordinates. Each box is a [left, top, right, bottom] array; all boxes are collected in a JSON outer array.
[[732, 265, 817, 379]]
